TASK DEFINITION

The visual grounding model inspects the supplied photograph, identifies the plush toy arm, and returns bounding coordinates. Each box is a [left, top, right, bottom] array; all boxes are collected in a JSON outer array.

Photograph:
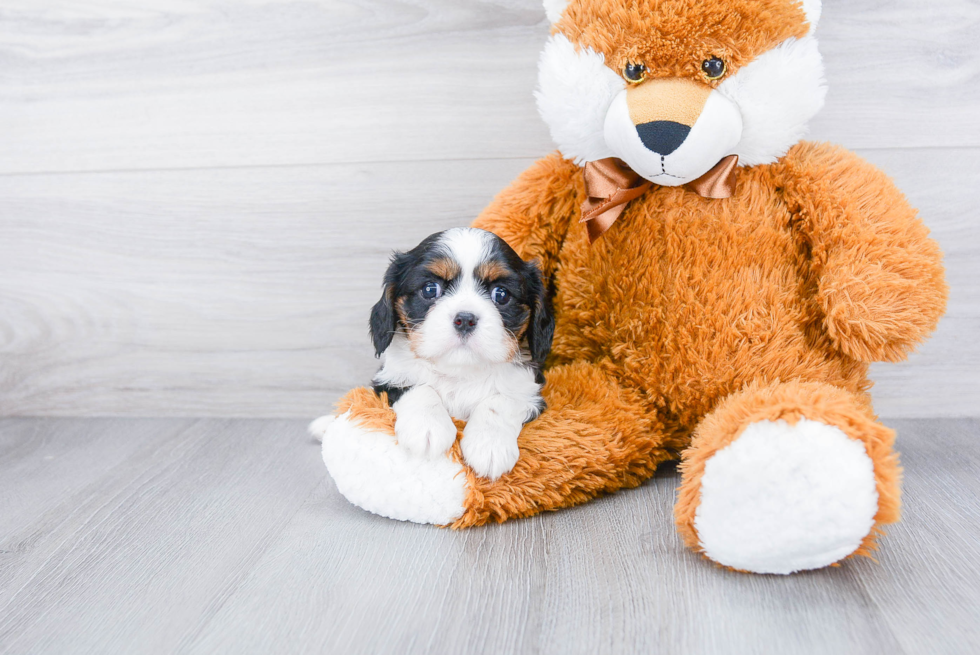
[[471, 152, 585, 280], [779, 142, 948, 362]]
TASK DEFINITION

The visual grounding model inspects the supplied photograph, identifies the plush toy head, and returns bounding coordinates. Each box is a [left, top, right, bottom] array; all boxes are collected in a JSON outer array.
[[537, 0, 826, 185]]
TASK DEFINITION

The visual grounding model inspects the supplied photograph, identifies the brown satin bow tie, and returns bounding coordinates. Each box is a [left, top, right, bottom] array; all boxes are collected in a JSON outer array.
[[580, 155, 739, 243]]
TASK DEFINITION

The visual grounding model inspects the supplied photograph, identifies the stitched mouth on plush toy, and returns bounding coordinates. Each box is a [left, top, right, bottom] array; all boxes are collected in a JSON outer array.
[[650, 156, 684, 181]]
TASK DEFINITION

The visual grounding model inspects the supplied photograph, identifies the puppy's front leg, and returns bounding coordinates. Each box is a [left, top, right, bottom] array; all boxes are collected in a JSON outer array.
[[392, 385, 458, 458], [461, 395, 526, 480]]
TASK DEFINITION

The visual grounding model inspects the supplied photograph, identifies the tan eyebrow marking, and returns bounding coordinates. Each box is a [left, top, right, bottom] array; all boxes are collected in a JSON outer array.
[[426, 257, 460, 280], [476, 261, 509, 282]]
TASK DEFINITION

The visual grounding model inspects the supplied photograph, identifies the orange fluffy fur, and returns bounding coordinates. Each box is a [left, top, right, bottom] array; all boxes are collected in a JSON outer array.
[[336, 0, 947, 565], [557, 0, 809, 84]]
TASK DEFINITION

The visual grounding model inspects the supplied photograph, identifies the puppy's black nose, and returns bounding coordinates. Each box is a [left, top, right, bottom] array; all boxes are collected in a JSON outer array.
[[635, 120, 691, 155], [453, 312, 478, 336]]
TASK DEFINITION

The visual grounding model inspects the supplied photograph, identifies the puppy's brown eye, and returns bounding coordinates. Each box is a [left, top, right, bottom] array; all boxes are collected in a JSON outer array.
[[623, 62, 646, 84], [701, 57, 726, 80], [491, 286, 510, 305], [421, 281, 442, 300]]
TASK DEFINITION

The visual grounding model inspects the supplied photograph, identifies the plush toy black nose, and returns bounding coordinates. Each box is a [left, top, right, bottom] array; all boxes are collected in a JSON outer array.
[[453, 312, 478, 336], [635, 120, 691, 155]]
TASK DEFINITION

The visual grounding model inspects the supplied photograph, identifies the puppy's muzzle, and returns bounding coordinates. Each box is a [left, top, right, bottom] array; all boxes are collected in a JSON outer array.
[[628, 78, 711, 156], [453, 312, 478, 337]]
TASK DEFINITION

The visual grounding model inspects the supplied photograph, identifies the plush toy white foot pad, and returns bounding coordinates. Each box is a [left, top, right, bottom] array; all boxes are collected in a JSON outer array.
[[694, 418, 879, 574], [312, 412, 468, 525]]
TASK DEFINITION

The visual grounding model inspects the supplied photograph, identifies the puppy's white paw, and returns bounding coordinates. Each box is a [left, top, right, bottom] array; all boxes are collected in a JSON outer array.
[[396, 409, 457, 458], [461, 416, 521, 480], [393, 388, 458, 459]]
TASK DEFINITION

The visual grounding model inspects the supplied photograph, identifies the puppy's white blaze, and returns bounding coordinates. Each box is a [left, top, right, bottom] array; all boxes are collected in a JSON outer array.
[[437, 227, 492, 278], [536, 33, 623, 164], [719, 35, 826, 167], [603, 89, 742, 186]]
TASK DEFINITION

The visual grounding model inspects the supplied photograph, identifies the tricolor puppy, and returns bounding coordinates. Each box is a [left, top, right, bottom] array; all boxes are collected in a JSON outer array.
[[369, 227, 554, 480]]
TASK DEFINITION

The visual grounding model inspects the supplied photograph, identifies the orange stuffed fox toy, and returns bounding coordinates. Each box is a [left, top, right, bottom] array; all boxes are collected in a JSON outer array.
[[312, 0, 947, 574]]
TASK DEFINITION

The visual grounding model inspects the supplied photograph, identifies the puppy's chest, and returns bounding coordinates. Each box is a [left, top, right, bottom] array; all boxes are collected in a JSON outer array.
[[430, 367, 535, 420], [434, 381, 482, 421]]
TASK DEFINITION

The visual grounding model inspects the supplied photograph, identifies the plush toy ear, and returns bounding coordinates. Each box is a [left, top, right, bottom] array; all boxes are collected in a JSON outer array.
[[799, 0, 821, 32], [543, 0, 568, 24], [525, 260, 555, 371], [368, 252, 410, 357]]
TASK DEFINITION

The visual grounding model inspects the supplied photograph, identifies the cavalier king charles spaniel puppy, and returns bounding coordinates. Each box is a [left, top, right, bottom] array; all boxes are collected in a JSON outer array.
[[369, 227, 554, 480]]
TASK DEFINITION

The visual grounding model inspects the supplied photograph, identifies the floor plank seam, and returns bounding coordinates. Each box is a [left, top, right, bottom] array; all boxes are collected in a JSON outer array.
[[173, 475, 328, 654]]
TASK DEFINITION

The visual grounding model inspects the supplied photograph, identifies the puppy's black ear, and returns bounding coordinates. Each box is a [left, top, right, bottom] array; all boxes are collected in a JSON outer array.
[[525, 259, 554, 370], [369, 252, 410, 357], [369, 292, 396, 357]]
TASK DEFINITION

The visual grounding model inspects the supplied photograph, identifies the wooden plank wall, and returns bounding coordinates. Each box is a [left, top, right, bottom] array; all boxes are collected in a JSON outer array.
[[1, 0, 977, 418]]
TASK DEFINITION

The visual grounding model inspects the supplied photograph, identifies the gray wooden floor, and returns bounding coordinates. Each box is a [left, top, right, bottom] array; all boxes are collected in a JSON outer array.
[[1, 418, 978, 654]]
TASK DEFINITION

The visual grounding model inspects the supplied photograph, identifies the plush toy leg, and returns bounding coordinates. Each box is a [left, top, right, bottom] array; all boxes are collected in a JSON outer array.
[[454, 361, 679, 527], [317, 362, 679, 527], [674, 380, 901, 575], [314, 388, 469, 525]]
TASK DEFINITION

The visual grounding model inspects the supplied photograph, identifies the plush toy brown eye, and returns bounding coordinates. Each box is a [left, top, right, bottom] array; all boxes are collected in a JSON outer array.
[[701, 57, 727, 80], [623, 62, 646, 84]]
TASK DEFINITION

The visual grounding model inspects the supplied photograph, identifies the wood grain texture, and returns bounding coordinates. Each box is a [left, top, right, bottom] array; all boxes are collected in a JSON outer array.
[[0, 158, 533, 417], [848, 418, 980, 653], [1, 0, 978, 175], [0, 417, 193, 540], [0, 418, 325, 654], [1, 417, 977, 654], [0, 0, 978, 418], [1, 149, 976, 418]]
